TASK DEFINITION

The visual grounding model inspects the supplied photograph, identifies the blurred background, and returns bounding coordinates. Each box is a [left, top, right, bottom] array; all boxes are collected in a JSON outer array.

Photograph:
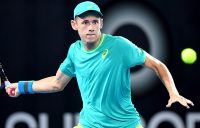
[[0, 0, 199, 128]]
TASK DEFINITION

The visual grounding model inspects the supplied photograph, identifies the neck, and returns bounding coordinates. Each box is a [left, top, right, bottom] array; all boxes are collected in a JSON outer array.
[[84, 34, 102, 51], [86, 42, 96, 50]]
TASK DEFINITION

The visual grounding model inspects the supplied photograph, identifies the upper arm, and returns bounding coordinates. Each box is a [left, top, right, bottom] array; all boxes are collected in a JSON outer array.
[[55, 69, 72, 88], [32, 69, 72, 92], [144, 52, 163, 71]]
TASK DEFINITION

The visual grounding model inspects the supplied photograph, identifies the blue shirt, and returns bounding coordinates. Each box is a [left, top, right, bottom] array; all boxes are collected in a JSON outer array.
[[59, 34, 146, 127]]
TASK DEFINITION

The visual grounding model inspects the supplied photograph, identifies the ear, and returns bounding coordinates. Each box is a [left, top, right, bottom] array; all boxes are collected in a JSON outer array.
[[71, 20, 78, 30], [100, 19, 103, 29]]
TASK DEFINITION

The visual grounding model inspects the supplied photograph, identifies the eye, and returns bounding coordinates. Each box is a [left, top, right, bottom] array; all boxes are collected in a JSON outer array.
[[82, 21, 89, 25], [92, 20, 99, 24]]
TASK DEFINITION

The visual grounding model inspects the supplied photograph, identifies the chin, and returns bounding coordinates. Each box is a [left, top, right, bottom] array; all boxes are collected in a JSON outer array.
[[87, 39, 96, 43]]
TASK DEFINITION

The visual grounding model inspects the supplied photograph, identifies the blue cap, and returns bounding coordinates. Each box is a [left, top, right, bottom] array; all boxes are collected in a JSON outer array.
[[74, 1, 103, 19]]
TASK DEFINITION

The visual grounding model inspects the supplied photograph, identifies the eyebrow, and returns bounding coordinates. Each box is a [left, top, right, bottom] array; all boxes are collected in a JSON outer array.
[[80, 19, 99, 23], [82, 19, 98, 21], [77, 16, 99, 20]]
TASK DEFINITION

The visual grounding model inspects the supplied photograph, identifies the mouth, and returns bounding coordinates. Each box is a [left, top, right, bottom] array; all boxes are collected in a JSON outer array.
[[86, 34, 95, 37]]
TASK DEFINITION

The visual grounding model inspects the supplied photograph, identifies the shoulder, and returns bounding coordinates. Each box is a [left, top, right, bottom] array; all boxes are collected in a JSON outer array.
[[68, 40, 81, 52], [71, 40, 81, 48], [104, 34, 133, 46], [108, 34, 134, 45], [111, 35, 137, 50], [104, 34, 124, 41], [116, 36, 134, 45], [66, 40, 81, 58]]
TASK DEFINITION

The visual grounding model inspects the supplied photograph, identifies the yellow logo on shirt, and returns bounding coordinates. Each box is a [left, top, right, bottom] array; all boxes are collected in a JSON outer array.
[[102, 49, 109, 59]]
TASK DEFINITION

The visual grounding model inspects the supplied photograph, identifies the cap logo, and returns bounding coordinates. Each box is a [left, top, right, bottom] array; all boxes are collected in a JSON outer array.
[[87, 5, 94, 10]]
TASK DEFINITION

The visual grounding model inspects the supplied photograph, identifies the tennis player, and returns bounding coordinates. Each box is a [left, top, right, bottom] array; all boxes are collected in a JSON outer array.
[[6, 1, 194, 128]]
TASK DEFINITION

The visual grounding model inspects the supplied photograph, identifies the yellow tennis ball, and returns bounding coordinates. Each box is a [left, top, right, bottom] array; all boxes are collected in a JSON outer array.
[[181, 48, 197, 64]]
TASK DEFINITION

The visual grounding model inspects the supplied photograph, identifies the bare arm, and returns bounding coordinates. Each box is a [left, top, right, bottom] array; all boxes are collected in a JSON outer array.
[[32, 69, 72, 93], [6, 69, 72, 96], [144, 52, 194, 108]]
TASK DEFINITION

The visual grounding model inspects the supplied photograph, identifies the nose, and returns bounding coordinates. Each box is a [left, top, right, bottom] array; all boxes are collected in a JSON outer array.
[[89, 29, 94, 32], [88, 23, 95, 32]]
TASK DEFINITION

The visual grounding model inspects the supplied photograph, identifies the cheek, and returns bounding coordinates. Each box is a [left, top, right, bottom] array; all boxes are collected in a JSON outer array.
[[78, 26, 87, 34], [77, 28, 86, 39]]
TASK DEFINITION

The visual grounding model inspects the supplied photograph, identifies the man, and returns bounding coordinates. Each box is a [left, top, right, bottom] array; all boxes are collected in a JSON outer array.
[[6, 1, 194, 128]]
